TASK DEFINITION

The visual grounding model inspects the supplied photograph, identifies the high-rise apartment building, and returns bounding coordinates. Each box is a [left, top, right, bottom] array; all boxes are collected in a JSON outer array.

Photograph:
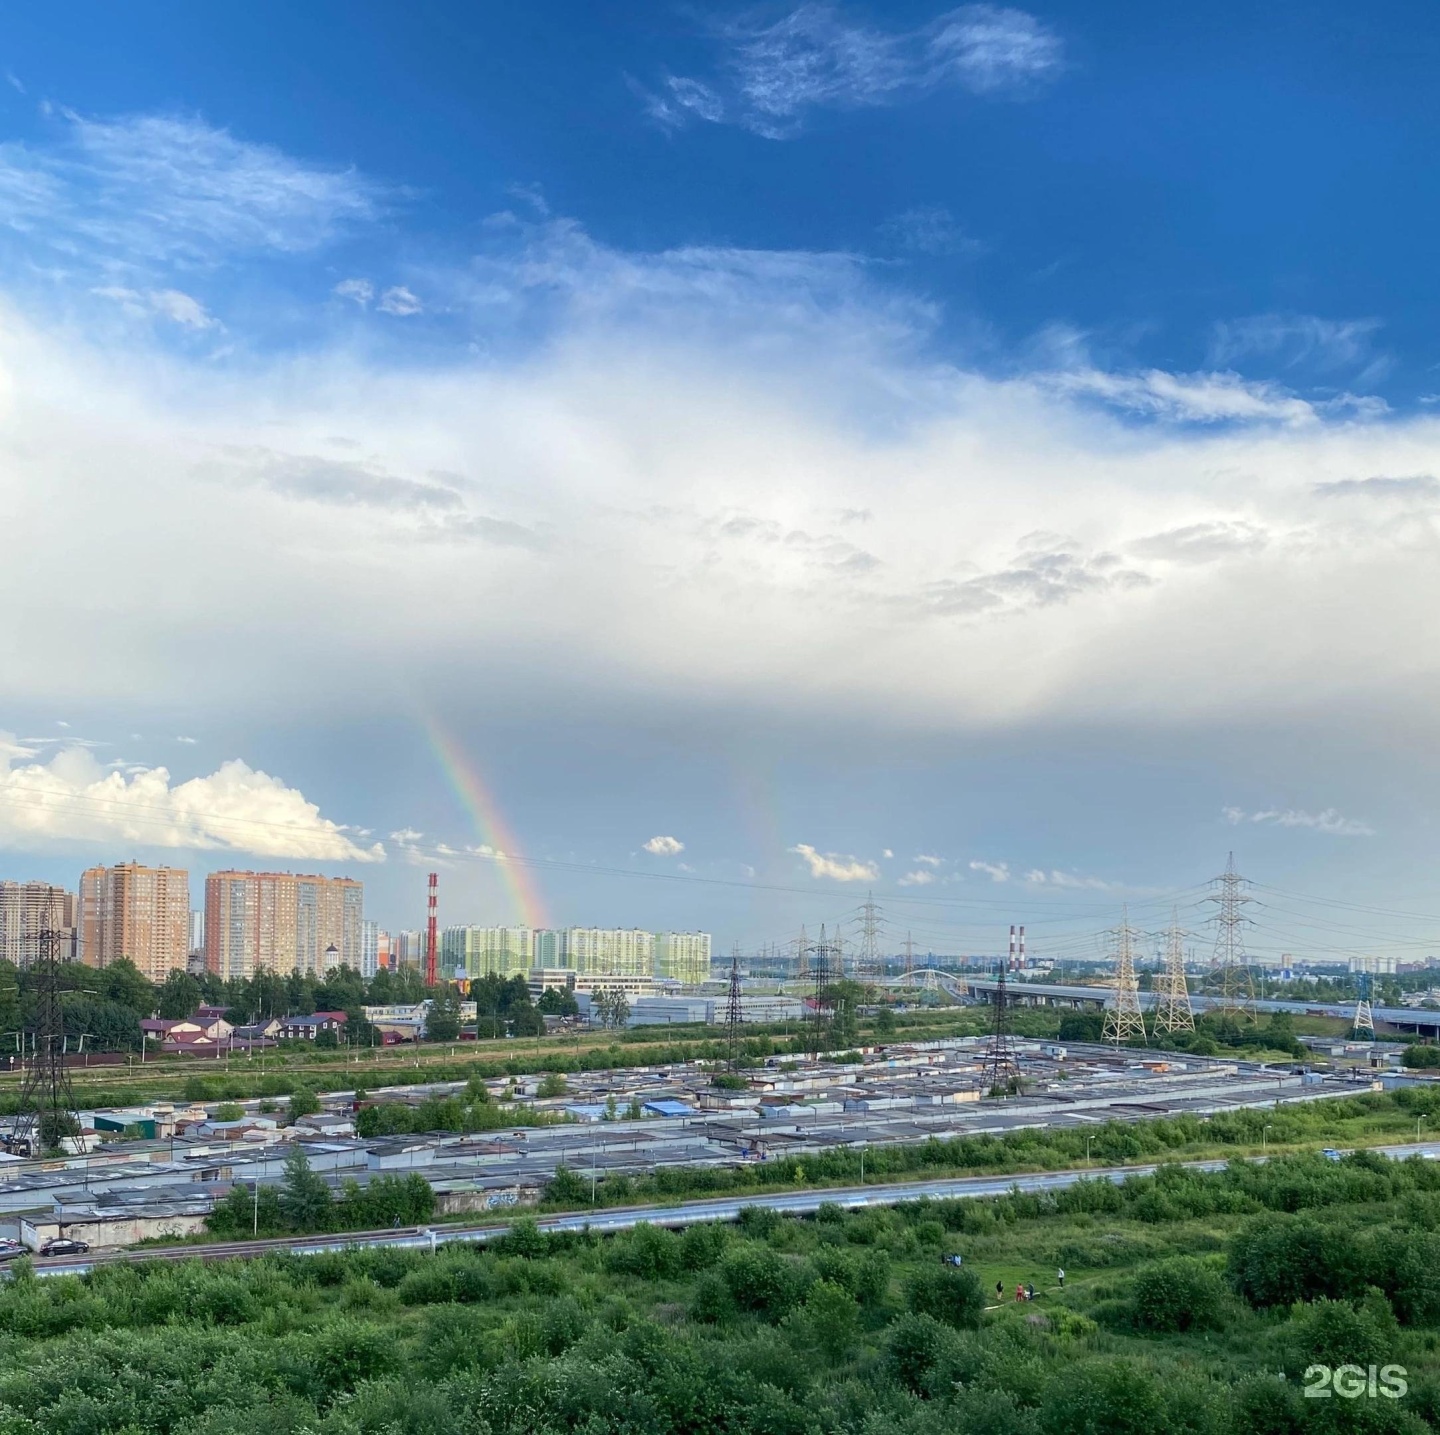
[[394, 930, 426, 969], [204, 871, 363, 980], [552, 927, 655, 977], [360, 920, 393, 978], [77, 864, 190, 979], [441, 925, 534, 979], [654, 931, 712, 984], [0, 882, 77, 967]]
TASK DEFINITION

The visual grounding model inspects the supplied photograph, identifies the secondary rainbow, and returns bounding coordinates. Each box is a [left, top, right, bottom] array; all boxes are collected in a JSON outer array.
[[420, 715, 550, 931]]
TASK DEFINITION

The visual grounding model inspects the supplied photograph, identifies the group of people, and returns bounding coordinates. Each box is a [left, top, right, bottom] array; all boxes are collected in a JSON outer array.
[[992, 1269, 1065, 1304]]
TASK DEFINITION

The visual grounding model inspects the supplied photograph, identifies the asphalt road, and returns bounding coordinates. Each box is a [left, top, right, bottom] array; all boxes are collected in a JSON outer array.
[[23, 1139, 1440, 1279]]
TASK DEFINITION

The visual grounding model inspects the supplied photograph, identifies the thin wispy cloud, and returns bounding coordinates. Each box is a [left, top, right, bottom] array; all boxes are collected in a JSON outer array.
[[639, 4, 1063, 139], [1210, 313, 1384, 374], [878, 204, 982, 256], [897, 869, 935, 885], [0, 111, 383, 279], [1314, 474, 1440, 500], [969, 859, 1010, 882], [1222, 806, 1375, 837]]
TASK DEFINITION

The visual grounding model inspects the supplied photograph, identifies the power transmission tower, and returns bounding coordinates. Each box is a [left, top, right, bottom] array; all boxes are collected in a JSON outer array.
[[1152, 909, 1195, 1034], [806, 925, 836, 1053], [903, 932, 915, 984], [982, 956, 1020, 1094], [854, 891, 884, 981], [793, 925, 810, 979], [1205, 853, 1257, 1020], [725, 953, 744, 1068], [1102, 908, 1148, 1046], [1352, 968, 1375, 1037], [12, 922, 78, 1157]]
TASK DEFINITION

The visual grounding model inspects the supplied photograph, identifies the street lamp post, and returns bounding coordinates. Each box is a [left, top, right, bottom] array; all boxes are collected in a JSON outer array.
[[1263, 1123, 1273, 1154], [1085, 1135, 1092, 1167]]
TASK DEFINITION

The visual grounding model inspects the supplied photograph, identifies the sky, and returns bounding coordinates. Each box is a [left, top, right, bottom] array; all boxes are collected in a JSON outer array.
[[3, 0, 1440, 964]]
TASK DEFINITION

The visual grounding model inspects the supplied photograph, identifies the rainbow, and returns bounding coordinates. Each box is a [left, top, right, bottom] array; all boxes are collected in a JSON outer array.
[[419, 715, 550, 930]]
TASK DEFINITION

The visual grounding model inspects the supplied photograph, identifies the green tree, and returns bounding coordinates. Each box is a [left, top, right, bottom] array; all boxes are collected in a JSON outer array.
[[1130, 1256, 1229, 1333], [96, 957, 155, 1017], [287, 1086, 321, 1121], [536, 1072, 568, 1098], [905, 1265, 984, 1329], [157, 970, 202, 1020], [277, 1144, 333, 1231], [425, 987, 462, 1042], [802, 1279, 859, 1364]]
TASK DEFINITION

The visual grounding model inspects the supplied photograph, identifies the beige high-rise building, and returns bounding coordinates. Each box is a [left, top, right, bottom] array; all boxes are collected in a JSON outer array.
[[0, 882, 77, 967], [654, 931, 712, 984], [77, 864, 190, 979], [205, 871, 363, 980]]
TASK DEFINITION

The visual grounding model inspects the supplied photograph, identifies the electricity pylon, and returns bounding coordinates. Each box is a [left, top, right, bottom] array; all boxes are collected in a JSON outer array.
[[903, 932, 915, 984], [853, 892, 884, 981], [792, 925, 809, 979], [1352, 968, 1375, 1037], [1152, 909, 1195, 1034], [982, 957, 1020, 1094], [1102, 908, 1147, 1046], [724, 953, 744, 1068], [12, 921, 78, 1156], [1205, 853, 1257, 1020]]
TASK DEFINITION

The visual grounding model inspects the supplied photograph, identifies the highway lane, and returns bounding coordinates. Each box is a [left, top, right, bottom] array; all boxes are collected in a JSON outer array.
[[26, 1140, 1440, 1278]]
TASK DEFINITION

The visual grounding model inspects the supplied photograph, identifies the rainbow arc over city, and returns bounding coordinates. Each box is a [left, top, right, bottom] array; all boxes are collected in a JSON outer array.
[[419, 715, 550, 931]]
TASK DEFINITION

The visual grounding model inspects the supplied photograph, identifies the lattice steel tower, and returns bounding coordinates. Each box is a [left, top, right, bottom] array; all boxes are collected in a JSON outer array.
[[982, 954, 1021, 1094], [1102, 908, 1148, 1045], [725, 952, 745, 1068], [1152, 909, 1195, 1034], [12, 922, 78, 1156], [854, 892, 885, 981], [806, 925, 837, 1053], [1205, 853, 1257, 1020]]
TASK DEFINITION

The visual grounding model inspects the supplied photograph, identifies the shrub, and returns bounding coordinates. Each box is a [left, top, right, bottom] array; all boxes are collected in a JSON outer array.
[[884, 1312, 956, 1396], [1130, 1256, 1229, 1334], [905, 1265, 984, 1330]]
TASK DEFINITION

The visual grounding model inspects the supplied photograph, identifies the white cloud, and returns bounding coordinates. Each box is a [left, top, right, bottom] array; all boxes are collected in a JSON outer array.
[[175, 735, 197, 745], [969, 860, 1010, 882], [791, 843, 880, 882], [1222, 806, 1375, 837], [882, 847, 894, 858], [0, 123, 1437, 787], [0, 739, 383, 861], [93, 285, 216, 329], [914, 853, 943, 866], [334, 278, 374, 307], [643, 834, 685, 855], [1210, 313, 1384, 373], [643, 4, 1062, 138], [0, 111, 382, 278], [377, 285, 422, 316], [897, 869, 935, 885], [1023, 867, 1118, 889], [879, 205, 982, 257]]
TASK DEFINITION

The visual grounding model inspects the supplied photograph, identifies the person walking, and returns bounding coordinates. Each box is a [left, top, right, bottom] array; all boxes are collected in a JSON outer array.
[[1057, 1267, 1065, 1290], [996, 1280, 1004, 1302]]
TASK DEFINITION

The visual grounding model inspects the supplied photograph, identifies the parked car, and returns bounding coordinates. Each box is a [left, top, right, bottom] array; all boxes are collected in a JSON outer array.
[[38, 1237, 89, 1257], [0, 1240, 25, 1261]]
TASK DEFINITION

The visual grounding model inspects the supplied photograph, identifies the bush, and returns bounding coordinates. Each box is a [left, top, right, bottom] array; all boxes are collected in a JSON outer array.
[[884, 1312, 957, 1396], [905, 1265, 984, 1330], [1130, 1256, 1229, 1334], [1404, 1045, 1440, 1069]]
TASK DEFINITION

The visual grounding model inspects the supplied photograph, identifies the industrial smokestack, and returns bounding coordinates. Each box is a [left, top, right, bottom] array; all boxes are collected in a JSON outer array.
[[425, 872, 439, 987], [1008, 924, 1016, 971], [1018, 925, 1026, 967]]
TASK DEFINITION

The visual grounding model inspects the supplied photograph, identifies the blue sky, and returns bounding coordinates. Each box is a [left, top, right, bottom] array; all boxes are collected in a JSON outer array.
[[2, 2, 1440, 962]]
